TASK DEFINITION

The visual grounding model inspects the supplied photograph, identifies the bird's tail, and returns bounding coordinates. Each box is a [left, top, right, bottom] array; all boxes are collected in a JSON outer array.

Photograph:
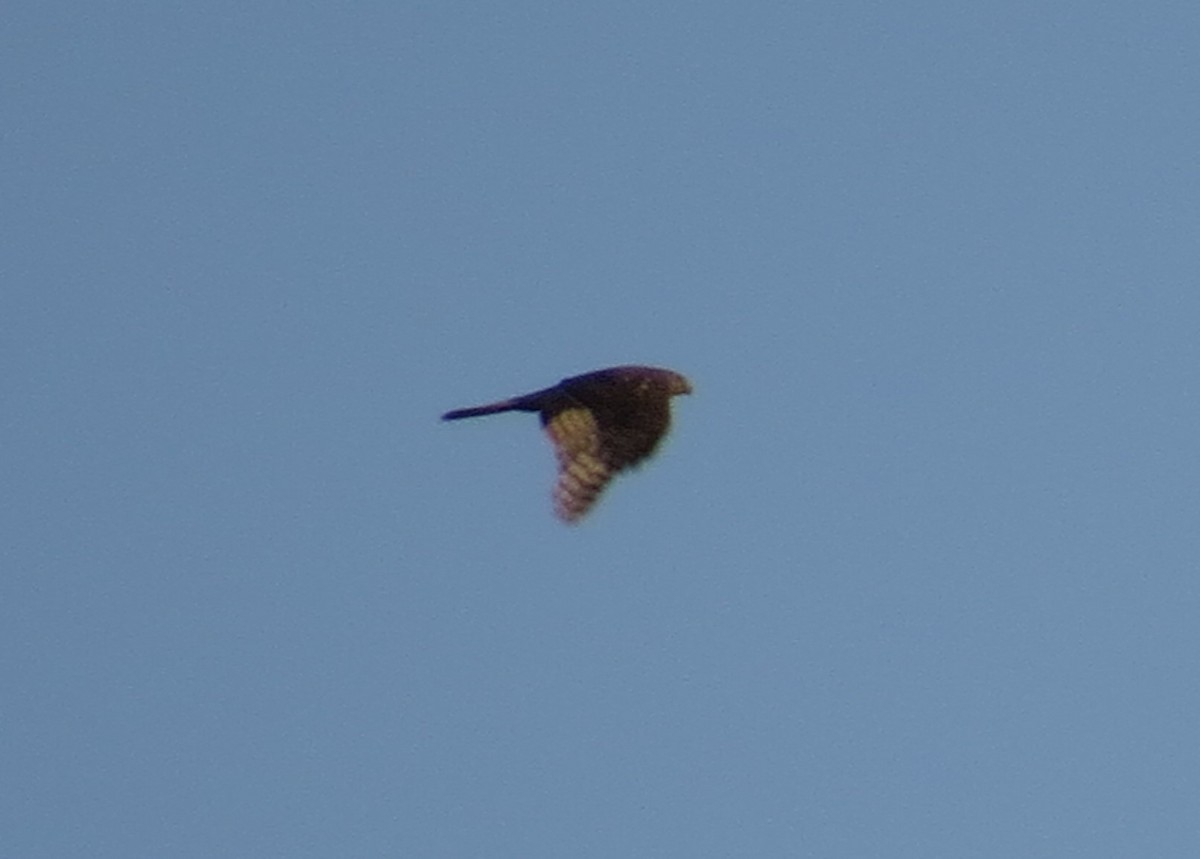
[[441, 398, 530, 420]]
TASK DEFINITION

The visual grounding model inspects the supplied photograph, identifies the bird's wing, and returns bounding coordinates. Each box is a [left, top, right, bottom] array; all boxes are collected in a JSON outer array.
[[544, 406, 614, 522]]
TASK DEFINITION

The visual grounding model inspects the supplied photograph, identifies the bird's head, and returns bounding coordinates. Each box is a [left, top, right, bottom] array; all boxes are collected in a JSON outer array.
[[665, 370, 692, 397]]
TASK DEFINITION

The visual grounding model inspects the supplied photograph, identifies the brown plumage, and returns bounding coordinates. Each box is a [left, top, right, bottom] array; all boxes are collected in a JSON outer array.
[[442, 365, 692, 522]]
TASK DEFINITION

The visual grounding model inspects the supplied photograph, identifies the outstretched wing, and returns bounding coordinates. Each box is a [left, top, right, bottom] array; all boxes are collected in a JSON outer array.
[[543, 406, 615, 522]]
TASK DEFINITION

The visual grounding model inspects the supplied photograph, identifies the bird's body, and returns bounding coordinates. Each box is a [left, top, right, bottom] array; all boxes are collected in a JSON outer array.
[[442, 365, 691, 522]]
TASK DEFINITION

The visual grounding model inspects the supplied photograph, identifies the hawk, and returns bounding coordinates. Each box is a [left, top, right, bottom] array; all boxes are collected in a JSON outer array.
[[442, 365, 692, 522]]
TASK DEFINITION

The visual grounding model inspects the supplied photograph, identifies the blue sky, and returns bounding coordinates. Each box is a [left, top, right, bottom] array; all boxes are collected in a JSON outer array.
[[4, 2, 1199, 856]]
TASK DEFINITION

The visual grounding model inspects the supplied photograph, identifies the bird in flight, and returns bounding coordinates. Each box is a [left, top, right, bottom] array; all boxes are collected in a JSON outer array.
[[442, 365, 692, 522]]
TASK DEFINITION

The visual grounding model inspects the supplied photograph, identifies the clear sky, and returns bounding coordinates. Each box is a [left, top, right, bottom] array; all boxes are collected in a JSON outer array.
[[4, 3, 1198, 856]]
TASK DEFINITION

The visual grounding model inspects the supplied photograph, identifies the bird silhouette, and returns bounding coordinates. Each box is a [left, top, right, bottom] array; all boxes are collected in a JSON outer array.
[[442, 365, 692, 521]]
